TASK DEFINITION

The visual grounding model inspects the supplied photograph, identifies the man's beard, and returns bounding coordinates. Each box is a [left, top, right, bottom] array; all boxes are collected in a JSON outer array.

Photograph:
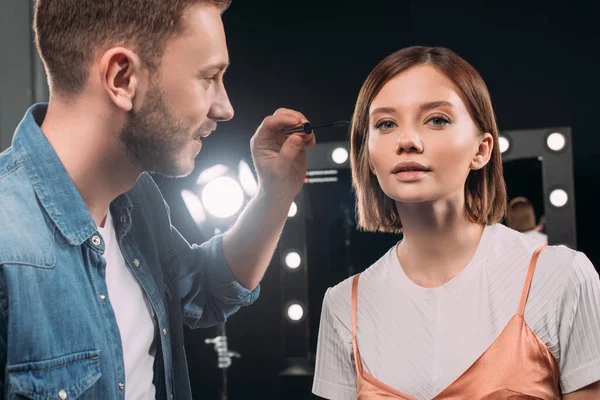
[[119, 83, 215, 177]]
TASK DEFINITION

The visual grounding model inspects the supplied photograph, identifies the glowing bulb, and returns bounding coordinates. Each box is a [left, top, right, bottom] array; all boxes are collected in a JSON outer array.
[[547, 132, 566, 151], [549, 189, 568, 208], [287, 304, 304, 321], [285, 252, 301, 269], [288, 202, 298, 218], [202, 177, 245, 218], [499, 136, 510, 153], [331, 147, 349, 164]]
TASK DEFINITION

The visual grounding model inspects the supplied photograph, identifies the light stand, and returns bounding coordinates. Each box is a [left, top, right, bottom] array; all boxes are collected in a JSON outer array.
[[204, 322, 240, 400]]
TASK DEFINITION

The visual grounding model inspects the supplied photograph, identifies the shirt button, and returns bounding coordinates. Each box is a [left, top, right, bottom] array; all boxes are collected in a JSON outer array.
[[99, 294, 106, 300], [133, 259, 140, 268], [58, 389, 67, 400], [118, 382, 125, 390], [120, 215, 126, 223], [91, 235, 101, 246], [163, 328, 167, 336]]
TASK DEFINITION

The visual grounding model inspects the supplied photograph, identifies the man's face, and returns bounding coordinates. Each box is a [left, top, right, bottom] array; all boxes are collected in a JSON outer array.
[[120, 4, 234, 177]]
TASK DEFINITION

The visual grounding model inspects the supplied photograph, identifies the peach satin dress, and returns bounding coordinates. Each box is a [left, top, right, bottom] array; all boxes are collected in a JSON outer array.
[[351, 245, 560, 399]]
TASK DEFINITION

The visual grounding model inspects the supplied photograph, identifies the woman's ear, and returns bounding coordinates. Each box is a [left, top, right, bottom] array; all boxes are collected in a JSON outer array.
[[471, 132, 493, 171]]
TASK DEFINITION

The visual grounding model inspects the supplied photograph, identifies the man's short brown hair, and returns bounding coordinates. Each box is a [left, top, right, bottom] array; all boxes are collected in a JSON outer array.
[[34, 0, 231, 95], [350, 46, 507, 233]]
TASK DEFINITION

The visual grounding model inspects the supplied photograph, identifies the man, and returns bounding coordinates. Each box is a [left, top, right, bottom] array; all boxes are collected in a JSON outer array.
[[0, 0, 314, 398]]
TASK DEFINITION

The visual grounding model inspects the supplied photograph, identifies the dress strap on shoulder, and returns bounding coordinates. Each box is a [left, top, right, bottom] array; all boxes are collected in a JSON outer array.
[[517, 244, 547, 316], [351, 274, 363, 375]]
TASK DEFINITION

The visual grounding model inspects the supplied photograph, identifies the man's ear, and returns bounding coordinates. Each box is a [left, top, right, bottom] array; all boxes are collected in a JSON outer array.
[[99, 47, 143, 112]]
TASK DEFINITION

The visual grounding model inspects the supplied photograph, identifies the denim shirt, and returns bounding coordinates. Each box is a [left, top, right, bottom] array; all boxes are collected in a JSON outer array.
[[0, 104, 260, 399]]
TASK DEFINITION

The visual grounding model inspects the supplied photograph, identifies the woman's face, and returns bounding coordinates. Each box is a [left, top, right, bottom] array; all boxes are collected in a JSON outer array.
[[367, 65, 492, 205]]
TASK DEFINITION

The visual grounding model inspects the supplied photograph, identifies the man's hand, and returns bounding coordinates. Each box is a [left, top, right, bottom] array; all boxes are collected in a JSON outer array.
[[250, 108, 316, 201], [221, 108, 316, 290]]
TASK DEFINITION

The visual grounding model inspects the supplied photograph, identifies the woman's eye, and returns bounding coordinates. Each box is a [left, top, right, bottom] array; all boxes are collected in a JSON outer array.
[[427, 116, 450, 126], [375, 120, 396, 130]]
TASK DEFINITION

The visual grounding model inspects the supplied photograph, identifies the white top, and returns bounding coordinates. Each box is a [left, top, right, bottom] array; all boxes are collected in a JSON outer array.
[[98, 211, 157, 399], [523, 229, 548, 244], [313, 224, 600, 399]]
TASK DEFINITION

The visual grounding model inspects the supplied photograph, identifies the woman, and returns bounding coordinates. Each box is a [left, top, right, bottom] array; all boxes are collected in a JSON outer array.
[[506, 196, 548, 244], [312, 46, 600, 399]]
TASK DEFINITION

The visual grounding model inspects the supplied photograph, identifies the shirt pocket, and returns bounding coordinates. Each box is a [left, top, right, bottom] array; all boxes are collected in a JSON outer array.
[[6, 350, 101, 400]]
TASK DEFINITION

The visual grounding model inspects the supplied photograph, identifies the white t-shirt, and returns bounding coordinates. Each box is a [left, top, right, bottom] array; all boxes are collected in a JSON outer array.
[[98, 211, 157, 399], [523, 229, 548, 244], [313, 224, 600, 400]]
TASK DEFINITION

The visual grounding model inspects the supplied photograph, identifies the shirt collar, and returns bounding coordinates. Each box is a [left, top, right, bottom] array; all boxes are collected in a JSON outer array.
[[12, 103, 135, 246]]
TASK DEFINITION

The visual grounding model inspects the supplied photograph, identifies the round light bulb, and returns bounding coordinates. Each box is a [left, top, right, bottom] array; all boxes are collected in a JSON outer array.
[[549, 189, 568, 208], [287, 304, 304, 321]]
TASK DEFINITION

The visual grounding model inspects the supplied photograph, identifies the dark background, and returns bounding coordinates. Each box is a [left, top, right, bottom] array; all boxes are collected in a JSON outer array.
[[150, 2, 600, 398]]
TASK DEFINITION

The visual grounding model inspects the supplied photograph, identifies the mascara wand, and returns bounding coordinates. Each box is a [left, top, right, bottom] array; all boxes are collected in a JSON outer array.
[[284, 120, 349, 135]]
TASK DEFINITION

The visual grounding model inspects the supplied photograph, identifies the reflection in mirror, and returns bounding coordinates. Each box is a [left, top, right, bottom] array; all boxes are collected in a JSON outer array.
[[502, 157, 547, 243]]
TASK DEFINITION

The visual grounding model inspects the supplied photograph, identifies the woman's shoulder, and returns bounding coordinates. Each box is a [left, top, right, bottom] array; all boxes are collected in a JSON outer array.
[[538, 245, 598, 291], [488, 223, 597, 294], [323, 244, 398, 320], [488, 224, 577, 263]]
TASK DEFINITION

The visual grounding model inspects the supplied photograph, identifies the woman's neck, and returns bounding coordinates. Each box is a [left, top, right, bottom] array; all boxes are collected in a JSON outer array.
[[395, 198, 487, 288]]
